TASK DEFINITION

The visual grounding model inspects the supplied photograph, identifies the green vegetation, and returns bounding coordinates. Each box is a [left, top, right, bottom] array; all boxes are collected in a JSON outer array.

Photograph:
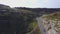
[[27, 20, 41, 34], [0, 4, 41, 34], [43, 12, 60, 20]]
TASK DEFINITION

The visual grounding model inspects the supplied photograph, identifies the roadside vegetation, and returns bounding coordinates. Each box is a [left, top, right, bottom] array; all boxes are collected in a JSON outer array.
[[27, 20, 41, 34]]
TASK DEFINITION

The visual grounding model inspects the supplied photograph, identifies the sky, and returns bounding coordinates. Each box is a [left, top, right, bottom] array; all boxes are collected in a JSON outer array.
[[0, 0, 60, 8]]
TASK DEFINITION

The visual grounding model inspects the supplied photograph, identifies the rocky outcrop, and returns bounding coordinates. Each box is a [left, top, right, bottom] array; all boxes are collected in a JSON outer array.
[[39, 12, 60, 34]]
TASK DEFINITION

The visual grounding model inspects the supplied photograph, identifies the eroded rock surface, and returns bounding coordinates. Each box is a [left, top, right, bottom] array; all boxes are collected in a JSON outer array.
[[37, 12, 60, 34]]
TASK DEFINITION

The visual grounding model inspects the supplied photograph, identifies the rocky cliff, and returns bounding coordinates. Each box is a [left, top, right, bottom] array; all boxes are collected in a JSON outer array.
[[40, 12, 60, 34]]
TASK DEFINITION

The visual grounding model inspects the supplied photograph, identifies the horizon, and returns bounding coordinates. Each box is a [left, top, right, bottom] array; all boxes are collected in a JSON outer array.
[[0, 0, 60, 8]]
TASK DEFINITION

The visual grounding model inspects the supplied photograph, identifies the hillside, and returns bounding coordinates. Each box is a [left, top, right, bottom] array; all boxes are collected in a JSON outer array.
[[39, 12, 60, 34], [43, 12, 60, 20], [0, 4, 41, 34], [15, 7, 60, 14], [0, 4, 60, 34]]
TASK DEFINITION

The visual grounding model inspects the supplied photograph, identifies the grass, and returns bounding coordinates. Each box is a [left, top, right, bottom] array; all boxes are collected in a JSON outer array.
[[27, 20, 41, 34], [43, 12, 60, 20]]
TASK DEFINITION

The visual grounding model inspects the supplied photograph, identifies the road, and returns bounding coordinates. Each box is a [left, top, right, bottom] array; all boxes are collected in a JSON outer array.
[[36, 17, 46, 34]]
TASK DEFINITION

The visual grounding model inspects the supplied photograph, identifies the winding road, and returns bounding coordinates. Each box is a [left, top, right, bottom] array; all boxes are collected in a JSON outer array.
[[36, 17, 46, 34]]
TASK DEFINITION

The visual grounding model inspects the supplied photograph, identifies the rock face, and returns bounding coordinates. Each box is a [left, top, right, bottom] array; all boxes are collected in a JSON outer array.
[[39, 12, 60, 34]]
